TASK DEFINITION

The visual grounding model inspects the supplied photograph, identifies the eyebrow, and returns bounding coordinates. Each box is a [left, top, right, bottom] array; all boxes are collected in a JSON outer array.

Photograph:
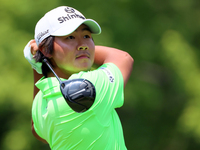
[[82, 27, 92, 32]]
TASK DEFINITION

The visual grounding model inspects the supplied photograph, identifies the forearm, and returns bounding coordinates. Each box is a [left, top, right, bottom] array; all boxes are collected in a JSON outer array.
[[33, 69, 43, 98], [94, 45, 134, 86], [94, 45, 132, 64], [94, 46, 116, 65]]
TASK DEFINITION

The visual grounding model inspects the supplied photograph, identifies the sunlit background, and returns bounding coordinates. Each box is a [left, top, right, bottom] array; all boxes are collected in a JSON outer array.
[[0, 0, 200, 149]]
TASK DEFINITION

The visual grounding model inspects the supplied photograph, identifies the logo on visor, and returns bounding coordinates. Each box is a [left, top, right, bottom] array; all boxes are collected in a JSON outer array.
[[65, 7, 75, 13], [36, 29, 49, 42], [57, 7, 85, 24]]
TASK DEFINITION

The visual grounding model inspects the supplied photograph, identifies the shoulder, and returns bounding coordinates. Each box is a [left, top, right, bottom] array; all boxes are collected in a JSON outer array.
[[98, 63, 123, 82], [69, 63, 123, 85]]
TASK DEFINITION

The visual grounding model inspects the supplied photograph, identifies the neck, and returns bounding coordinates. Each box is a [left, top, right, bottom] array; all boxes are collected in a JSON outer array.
[[47, 67, 71, 79], [46, 58, 72, 79]]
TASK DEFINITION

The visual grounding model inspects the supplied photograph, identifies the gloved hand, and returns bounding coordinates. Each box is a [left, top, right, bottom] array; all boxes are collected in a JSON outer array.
[[23, 40, 42, 74]]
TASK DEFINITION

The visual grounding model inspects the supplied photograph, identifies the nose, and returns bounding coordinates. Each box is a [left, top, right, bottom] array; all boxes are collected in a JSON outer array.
[[78, 46, 89, 51]]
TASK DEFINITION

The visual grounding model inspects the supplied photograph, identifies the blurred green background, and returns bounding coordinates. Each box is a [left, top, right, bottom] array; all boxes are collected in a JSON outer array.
[[1, 0, 200, 149]]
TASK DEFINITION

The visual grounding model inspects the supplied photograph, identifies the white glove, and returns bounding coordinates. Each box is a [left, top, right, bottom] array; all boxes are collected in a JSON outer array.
[[23, 40, 42, 74]]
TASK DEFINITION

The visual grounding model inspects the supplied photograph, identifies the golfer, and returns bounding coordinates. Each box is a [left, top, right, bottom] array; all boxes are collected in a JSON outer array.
[[24, 6, 133, 150]]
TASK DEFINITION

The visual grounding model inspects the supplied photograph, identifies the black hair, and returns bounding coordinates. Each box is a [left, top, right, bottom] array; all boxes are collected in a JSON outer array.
[[34, 36, 55, 77]]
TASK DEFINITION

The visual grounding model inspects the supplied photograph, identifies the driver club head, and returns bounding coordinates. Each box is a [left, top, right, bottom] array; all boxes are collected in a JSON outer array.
[[42, 57, 96, 113], [60, 79, 96, 113]]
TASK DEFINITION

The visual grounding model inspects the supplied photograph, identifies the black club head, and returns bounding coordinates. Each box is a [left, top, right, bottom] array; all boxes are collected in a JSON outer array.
[[60, 79, 96, 113], [42, 57, 95, 113]]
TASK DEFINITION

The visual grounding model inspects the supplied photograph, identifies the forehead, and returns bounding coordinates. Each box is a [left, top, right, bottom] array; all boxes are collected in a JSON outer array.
[[55, 24, 92, 39], [74, 24, 92, 32]]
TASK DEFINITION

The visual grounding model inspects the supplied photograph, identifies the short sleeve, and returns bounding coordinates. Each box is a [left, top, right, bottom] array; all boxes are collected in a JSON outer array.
[[32, 91, 46, 140], [69, 63, 124, 110]]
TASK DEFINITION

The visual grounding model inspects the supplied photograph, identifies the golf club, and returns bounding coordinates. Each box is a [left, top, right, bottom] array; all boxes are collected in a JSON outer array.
[[42, 58, 96, 113]]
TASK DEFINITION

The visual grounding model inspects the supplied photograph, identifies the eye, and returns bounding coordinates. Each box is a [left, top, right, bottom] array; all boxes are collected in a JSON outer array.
[[66, 36, 75, 39], [84, 35, 91, 39]]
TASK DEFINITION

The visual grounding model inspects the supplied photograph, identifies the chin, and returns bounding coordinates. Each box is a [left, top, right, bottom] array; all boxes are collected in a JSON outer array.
[[76, 62, 92, 70], [78, 65, 92, 72], [79, 67, 91, 71]]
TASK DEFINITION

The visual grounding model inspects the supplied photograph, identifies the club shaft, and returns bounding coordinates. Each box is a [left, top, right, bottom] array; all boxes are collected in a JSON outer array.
[[43, 58, 62, 84]]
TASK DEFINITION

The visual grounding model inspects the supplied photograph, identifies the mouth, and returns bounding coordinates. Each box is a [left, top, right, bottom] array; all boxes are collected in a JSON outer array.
[[76, 53, 90, 59]]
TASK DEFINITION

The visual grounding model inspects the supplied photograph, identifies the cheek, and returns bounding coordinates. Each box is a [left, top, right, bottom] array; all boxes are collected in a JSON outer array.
[[89, 41, 95, 57], [90, 51, 95, 63], [53, 43, 74, 66], [53, 42, 64, 57], [53, 52, 74, 66]]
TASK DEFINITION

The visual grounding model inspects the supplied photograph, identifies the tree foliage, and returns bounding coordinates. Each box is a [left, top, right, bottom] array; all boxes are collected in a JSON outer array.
[[0, 0, 200, 149]]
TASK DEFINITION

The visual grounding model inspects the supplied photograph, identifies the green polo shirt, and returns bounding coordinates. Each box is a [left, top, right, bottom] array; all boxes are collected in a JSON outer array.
[[32, 63, 127, 150]]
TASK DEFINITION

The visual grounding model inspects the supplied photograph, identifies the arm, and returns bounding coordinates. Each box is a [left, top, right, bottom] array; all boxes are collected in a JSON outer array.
[[31, 117, 48, 143], [31, 70, 47, 143], [26, 40, 48, 143], [33, 69, 43, 97], [94, 46, 133, 87]]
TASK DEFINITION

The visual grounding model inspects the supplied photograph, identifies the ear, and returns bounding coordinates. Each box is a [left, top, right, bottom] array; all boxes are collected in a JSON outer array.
[[39, 48, 52, 58]]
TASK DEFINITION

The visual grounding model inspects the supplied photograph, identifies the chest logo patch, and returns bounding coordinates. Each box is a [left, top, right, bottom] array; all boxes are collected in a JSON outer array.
[[100, 67, 115, 83]]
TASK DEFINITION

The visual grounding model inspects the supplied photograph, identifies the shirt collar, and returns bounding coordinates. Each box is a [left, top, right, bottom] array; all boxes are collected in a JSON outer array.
[[35, 77, 61, 98]]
